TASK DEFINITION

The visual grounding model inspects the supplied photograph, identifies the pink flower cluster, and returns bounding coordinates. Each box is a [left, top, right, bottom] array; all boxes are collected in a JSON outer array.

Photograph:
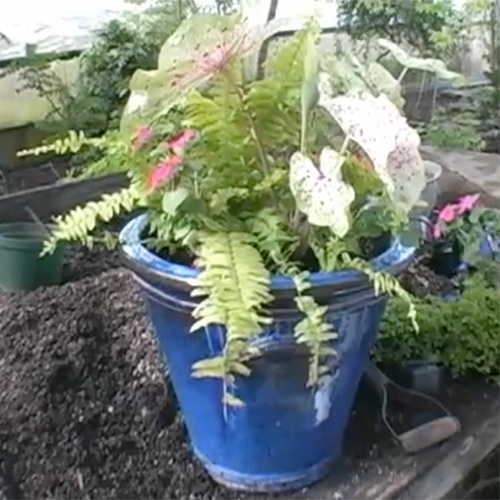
[[131, 127, 197, 190], [432, 193, 480, 239]]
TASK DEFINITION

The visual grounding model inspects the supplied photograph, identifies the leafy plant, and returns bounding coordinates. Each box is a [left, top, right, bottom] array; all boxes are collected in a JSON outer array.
[[431, 194, 500, 264], [375, 270, 500, 378], [20, 14, 463, 406], [425, 110, 486, 151], [77, 19, 160, 134], [338, 0, 459, 55]]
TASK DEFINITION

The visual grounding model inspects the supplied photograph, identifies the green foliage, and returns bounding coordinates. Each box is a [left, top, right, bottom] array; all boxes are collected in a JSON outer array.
[[434, 204, 500, 265], [375, 271, 500, 378], [5, 12, 186, 146], [479, 82, 500, 125], [190, 232, 272, 405], [290, 269, 339, 386], [18, 130, 97, 157], [77, 19, 160, 134], [425, 110, 486, 151], [342, 254, 418, 332], [43, 185, 142, 254], [338, 0, 458, 55]]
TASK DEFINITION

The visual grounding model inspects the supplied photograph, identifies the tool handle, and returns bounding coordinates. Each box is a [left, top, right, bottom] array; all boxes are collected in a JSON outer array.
[[398, 416, 461, 454]]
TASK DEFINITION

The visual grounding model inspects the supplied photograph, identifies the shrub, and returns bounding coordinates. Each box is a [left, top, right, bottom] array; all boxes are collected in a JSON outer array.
[[338, 0, 458, 55], [375, 269, 500, 378]]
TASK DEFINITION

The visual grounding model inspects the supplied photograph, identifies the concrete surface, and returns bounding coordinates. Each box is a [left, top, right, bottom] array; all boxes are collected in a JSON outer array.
[[421, 145, 500, 207]]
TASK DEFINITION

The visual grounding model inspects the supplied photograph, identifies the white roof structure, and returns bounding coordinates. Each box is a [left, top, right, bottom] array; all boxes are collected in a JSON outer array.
[[0, 0, 142, 62], [0, 0, 341, 62], [0, 0, 470, 62]]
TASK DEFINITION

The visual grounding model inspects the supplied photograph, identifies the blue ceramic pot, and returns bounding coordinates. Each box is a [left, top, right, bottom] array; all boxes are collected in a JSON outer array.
[[119, 214, 415, 493], [479, 233, 500, 259]]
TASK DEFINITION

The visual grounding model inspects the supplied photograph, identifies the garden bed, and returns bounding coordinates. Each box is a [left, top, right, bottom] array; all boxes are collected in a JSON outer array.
[[0, 157, 70, 194], [0, 244, 498, 500]]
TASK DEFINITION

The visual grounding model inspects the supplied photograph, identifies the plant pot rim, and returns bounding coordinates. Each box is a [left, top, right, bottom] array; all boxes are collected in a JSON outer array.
[[119, 214, 415, 294], [0, 221, 56, 248], [423, 160, 442, 184]]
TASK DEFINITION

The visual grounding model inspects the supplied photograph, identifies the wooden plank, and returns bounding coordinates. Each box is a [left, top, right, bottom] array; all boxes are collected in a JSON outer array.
[[0, 173, 127, 223], [399, 414, 500, 500]]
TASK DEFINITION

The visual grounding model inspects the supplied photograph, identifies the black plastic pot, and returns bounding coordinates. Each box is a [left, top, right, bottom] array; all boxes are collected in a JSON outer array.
[[429, 238, 463, 277]]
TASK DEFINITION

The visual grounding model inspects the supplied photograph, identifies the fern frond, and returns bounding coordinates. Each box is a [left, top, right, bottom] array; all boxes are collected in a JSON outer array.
[[246, 208, 297, 267], [190, 232, 273, 403], [342, 254, 418, 332], [43, 184, 141, 254], [191, 231, 272, 335], [288, 268, 338, 386], [17, 130, 101, 157], [183, 89, 256, 190]]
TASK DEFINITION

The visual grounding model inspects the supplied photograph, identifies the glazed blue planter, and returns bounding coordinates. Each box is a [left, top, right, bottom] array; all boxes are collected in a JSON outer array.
[[120, 215, 415, 493]]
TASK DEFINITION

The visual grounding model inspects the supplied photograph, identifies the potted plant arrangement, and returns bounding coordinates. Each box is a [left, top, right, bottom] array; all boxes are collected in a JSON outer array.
[[429, 194, 500, 277], [22, 14, 466, 493]]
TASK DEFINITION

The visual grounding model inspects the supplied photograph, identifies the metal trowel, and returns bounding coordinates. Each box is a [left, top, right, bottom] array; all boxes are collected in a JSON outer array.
[[364, 361, 461, 454]]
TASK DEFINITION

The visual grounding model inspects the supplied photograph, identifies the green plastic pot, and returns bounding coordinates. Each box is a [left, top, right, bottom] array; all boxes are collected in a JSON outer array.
[[0, 222, 65, 292]]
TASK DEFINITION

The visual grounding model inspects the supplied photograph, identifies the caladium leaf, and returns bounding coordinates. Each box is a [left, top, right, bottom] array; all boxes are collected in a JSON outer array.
[[290, 148, 355, 237], [366, 62, 405, 109], [120, 14, 275, 134], [322, 55, 367, 93], [162, 187, 189, 216], [377, 38, 466, 86], [318, 79, 425, 210], [319, 86, 401, 194], [387, 126, 426, 209]]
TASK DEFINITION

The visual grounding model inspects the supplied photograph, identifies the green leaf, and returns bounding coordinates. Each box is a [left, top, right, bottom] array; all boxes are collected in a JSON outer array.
[[229, 361, 252, 377], [223, 393, 245, 407], [300, 30, 320, 153], [192, 356, 225, 378], [400, 228, 420, 248], [162, 187, 189, 216], [377, 38, 467, 86]]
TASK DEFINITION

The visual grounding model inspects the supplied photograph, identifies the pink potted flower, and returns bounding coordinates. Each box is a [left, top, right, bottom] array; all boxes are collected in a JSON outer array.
[[429, 194, 500, 276]]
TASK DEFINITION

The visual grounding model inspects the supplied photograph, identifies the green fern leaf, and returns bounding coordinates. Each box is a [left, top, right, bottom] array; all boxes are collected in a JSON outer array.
[[191, 232, 272, 335], [43, 185, 142, 254], [343, 254, 419, 332], [18, 130, 100, 157], [190, 232, 273, 402]]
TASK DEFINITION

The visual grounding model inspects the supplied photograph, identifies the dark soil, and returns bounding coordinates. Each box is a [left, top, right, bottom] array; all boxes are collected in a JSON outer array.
[[398, 255, 461, 298], [1, 159, 70, 195], [62, 243, 121, 283]]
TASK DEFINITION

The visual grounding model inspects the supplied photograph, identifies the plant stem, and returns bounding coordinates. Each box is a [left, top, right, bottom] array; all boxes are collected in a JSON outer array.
[[397, 67, 409, 83]]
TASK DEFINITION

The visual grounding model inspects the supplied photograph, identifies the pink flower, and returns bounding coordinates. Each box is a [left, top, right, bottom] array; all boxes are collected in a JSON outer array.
[[456, 193, 480, 215], [132, 126, 154, 151], [438, 203, 459, 223], [164, 129, 197, 152], [147, 155, 183, 190], [432, 224, 443, 239]]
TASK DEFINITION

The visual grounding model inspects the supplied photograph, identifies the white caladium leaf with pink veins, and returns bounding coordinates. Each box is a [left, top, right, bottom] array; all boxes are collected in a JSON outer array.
[[318, 77, 425, 210], [387, 126, 425, 208], [290, 148, 355, 237]]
